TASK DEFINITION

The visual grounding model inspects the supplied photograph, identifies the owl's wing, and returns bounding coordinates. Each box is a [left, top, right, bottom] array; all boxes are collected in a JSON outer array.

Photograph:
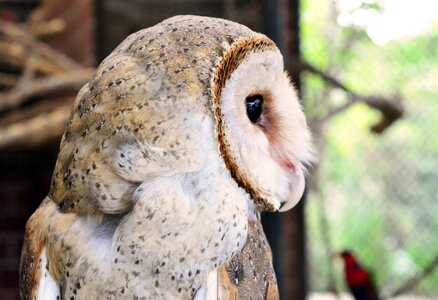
[[20, 200, 60, 300], [195, 219, 279, 300]]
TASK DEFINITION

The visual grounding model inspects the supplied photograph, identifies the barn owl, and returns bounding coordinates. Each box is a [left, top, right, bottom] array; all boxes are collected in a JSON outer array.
[[20, 15, 312, 299]]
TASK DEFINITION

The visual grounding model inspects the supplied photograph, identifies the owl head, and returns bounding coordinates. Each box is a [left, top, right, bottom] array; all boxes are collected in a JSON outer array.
[[49, 15, 313, 214], [212, 35, 313, 212]]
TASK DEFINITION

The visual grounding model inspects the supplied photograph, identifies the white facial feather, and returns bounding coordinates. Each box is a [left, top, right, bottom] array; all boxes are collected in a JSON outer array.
[[220, 50, 312, 210]]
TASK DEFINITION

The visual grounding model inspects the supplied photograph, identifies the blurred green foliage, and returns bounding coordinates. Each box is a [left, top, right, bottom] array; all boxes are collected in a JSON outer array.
[[301, 0, 438, 295]]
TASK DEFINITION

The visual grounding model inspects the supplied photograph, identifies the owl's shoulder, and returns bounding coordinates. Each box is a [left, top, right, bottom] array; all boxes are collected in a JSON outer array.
[[219, 218, 279, 299]]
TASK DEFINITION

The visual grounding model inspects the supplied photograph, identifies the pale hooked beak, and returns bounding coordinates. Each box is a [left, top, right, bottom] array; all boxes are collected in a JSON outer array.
[[279, 166, 305, 212]]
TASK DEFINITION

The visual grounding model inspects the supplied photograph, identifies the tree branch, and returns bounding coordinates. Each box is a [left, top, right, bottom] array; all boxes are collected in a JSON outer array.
[[0, 69, 92, 113], [0, 73, 19, 87], [0, 8, 90, 149], [386, 253, 438, 299], [0, 19, 83, 70], [0, 105, 70, 149], [290, 59, 404, 133], [0, 39, 66, 74]]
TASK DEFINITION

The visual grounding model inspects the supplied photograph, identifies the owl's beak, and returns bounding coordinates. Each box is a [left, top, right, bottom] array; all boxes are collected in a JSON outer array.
[[278, 166, 305, 212]]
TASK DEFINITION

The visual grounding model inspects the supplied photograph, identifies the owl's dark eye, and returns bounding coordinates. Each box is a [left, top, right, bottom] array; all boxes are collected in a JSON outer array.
[[245, 94, 264, 123]]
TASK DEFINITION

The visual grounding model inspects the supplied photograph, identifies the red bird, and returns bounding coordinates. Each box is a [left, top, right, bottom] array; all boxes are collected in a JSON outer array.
[[339, 250, 380, 300]]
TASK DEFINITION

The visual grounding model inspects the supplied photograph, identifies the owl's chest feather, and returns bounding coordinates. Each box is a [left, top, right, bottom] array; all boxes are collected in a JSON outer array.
[[61, 165, 250, 299]]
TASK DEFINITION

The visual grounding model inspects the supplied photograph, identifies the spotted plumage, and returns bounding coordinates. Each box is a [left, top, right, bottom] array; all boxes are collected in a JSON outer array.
[[20, 15, 313, 299], [219, 219, 279, 299]]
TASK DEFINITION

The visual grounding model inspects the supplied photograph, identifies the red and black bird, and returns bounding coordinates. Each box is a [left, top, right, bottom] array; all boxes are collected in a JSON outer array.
[[339, 250, 380, 300]]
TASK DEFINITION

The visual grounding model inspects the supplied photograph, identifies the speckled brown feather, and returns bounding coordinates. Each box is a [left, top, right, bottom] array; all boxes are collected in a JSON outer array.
[[212, 36, 277, 211], [19, 199, 49, 300], [219, 219, 279, 300], [19, 217, 41, 299]]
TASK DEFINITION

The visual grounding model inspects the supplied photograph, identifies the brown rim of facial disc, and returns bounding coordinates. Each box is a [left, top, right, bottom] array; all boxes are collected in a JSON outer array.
[[212, 34, 278, 212]]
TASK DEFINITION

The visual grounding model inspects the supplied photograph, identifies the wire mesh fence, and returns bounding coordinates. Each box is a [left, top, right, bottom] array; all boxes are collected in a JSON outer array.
[[300, 0, 438, 297]]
